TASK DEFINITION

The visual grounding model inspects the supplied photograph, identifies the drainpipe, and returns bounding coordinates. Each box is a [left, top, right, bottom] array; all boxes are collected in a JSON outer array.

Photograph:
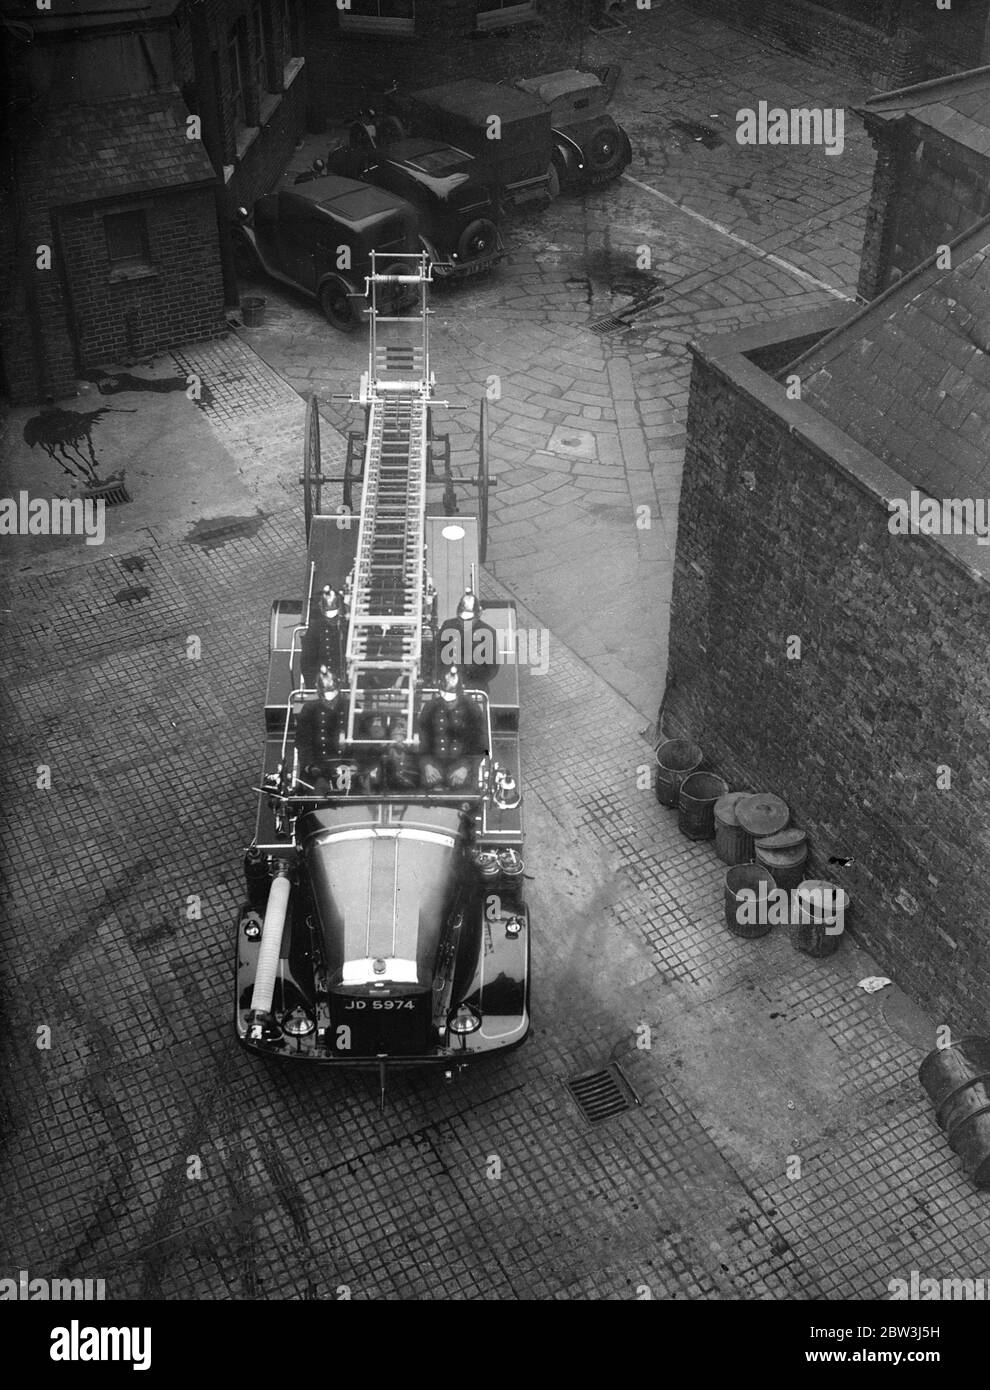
[[188, 0, 239, 307]]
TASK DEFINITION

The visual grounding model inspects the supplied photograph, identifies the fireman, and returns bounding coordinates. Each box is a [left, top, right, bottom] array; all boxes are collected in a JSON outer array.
[[295, 666, 349, 791], [301, 586, 346, 687], [418, 666, 488, 790], [437, 590, 498, 686]]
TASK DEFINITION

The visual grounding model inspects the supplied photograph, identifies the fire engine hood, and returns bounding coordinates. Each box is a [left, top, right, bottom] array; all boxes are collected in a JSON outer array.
[[303, 813, 461, 984]]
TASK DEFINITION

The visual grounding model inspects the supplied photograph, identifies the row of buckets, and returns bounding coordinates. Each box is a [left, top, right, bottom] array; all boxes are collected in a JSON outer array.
[[656, 738, 847, 957]]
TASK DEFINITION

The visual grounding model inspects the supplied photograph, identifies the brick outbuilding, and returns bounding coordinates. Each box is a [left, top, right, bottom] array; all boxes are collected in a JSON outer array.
[[663, 216, 990, 1030]]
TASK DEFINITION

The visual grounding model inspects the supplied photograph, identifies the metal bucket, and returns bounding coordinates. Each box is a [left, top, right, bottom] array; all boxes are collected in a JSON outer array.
[[790, 879, 847, 957], [654, 738, 702, 808], [714, 791, 751, 865], [919, 1037, 990, 1188], [241, 295, 267, 327], [677, 772, 729, 840], [723, 863, 776, 938]]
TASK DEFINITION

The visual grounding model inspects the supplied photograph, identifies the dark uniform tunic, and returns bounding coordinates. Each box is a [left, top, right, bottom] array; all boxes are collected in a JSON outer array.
[[436, 616, 499, 685], [418, 692, 488, 789]]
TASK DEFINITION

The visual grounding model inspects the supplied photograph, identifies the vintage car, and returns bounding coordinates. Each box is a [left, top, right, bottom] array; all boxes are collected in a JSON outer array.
[[398, 79, 555, 208], [232, 175, 420, 331], [396, 72, 631, 206], [514, 69, 632, 193], [327, 137, 505, 278], [235, 254, 529, 1107]]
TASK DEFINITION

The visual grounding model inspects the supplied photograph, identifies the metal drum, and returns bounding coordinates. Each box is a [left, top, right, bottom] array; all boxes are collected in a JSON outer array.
[[654, 738, 703, 808], [714, 791, 751, 865], [723, 864, 776, 938], [919, 1036, 990, 1189], [678, 772, 729, 840], [755, 827, 808, 892], [790, 879, 847, 957], [734, 793, 789, 864]]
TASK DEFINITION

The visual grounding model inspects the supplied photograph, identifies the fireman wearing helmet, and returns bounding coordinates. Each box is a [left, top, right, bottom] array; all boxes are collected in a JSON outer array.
[[437, 590, 498, 686], [301, 586, 346, 687], [418, 665, 488, 790], [295, 666, 350, 791]]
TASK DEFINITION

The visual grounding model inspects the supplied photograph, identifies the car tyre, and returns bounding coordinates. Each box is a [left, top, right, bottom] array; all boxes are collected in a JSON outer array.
[[585, 125, 630, 185], [319, 276, 359, 332], [546, 162, 561, 199], [456, 218, 498, 264]]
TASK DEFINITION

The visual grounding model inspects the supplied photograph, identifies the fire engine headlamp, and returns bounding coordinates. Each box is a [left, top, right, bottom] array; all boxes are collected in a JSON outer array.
[[448, 1003, 482, 1035], [282, 1007, 315, 1037]]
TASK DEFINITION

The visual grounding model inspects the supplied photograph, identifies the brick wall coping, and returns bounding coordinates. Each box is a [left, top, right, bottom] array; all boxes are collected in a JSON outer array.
[[688, 306, 990, 588]]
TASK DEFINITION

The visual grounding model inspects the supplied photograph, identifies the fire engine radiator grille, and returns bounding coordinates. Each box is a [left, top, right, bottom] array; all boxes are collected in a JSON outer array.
[[566, 1064, 639, 1125]]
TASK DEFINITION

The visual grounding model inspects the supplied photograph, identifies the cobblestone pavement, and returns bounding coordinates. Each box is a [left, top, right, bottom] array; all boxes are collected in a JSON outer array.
[[2, 3, 984, 1302]]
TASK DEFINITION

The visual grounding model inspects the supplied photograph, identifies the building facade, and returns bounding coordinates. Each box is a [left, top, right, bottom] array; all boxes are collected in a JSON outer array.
[[663, 219, 990, 1031], [0, 0, 306, 405], [302, 0, 585, 125]]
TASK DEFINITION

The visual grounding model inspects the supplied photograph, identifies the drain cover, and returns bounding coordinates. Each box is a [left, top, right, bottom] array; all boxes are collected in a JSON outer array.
[[83, 480, 131, 506], [566, 1064, 639, 1124]]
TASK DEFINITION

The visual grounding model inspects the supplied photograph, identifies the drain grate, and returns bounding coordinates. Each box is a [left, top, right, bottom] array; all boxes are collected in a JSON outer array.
[[566, 1063, 639, 1124], [588, 291, 666, 336], [83, 480, 131, 506]]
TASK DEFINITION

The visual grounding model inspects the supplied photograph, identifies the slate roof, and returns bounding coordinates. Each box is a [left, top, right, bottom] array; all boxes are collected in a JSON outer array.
[[789, 215, 990, 501], [28, 94, 216, 204], [859, 66, 990, 157]]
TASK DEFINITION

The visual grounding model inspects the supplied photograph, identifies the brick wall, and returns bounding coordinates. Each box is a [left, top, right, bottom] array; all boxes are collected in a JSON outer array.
[[55, 188, 225, 369], [663, 315, 990, 1031], [692, 0, 939, 89], [858, 118, 990, 298], [303, 0, 581, 123]]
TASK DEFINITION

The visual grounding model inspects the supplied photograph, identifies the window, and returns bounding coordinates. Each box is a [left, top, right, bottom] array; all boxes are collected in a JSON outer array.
[[338, 1, 416, 37], [476, 0, 535, 31], [104, 209, 150, 270], [228, 19, 248, 125]]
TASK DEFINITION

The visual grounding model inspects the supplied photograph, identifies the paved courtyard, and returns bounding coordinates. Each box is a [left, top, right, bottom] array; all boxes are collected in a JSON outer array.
[[2, 2, 986, 1301]]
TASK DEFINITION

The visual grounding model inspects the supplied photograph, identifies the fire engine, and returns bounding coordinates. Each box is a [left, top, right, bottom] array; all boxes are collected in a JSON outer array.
[[234, 254, 529, 1106]]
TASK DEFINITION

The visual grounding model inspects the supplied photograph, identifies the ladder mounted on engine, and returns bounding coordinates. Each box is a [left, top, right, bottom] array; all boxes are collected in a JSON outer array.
[[344, 252, 440, 743]]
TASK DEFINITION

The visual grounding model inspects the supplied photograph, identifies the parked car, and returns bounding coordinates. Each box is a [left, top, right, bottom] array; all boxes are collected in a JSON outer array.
[[232, 175, 420, 331], [397, 80, 555, 209], [514, 69, 632, 193], [328, 137, 505, 279]]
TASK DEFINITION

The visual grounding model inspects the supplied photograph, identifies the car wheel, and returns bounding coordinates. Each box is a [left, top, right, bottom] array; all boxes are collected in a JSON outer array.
[[456, 218, 498, 263], [232, 233, 261, 279], [318, 276, 359, 332], [585, 125, 627, 182], [546, 162, 561, 199]]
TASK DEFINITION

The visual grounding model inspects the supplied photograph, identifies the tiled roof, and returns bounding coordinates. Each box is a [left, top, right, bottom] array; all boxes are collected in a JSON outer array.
[[860, 66, 990, 157], [791, 216, 990, 500], [27, 94, 216, 204]]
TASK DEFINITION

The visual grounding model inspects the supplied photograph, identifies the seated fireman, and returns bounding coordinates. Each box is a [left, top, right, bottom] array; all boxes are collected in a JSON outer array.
[[437, 590, 498, 686], [300, 586, 346, 688], [294, 666, 350, 791], [418, 666, 488, 790]]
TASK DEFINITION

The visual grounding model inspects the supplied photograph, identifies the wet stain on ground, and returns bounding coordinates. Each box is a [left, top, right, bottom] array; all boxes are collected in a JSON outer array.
[[185, 514, 266, 549], [113, 585, 151, 604], [669, 119, 725, 150], [121, 555, 146, 573]]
